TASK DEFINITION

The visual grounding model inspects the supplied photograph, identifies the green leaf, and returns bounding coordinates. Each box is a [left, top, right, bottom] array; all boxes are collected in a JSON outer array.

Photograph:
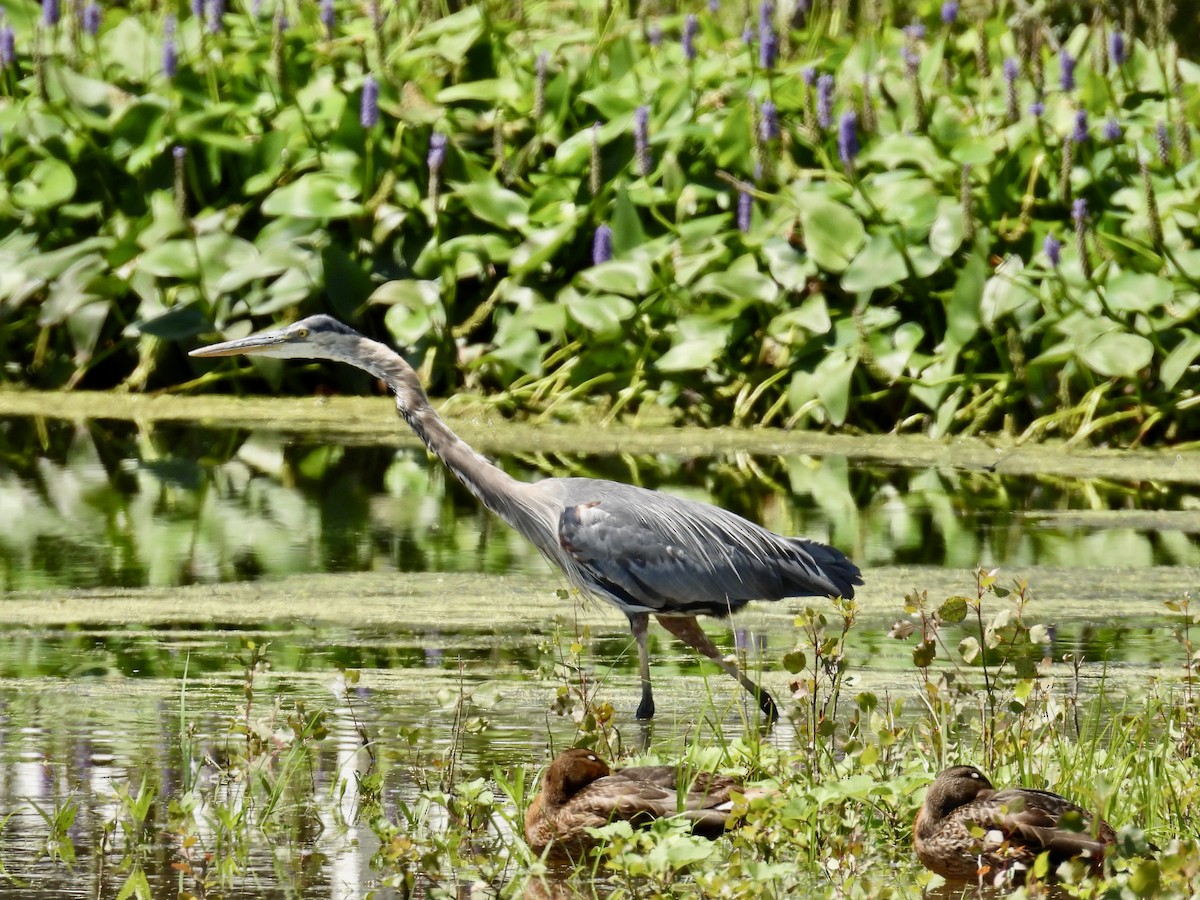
[[510, 220, 577, 274], [929, 200, 965, 257], [980, 256, 1036, 325], [576, 259, 654, 297], [767, 294, 831, 342], [261, 173, 362, 219], [1161, 333, 1200, 390], [946, 251, 985, 344], [958, 635, 981, 664], [939, 596, 969, 623], [693, 255, 778, 304], [1077, 331, 1154, 378], [912, 641, 935, 667], [10, 158, 77, 211], [373, 280, 445, 345], [137, 304, 211, 340], [1105, 272, 1173, 313], [797, 195, 865, 273], [657, 319, 731, 372], [451, 181, 529, 230], [138, 240, 200, 279], [841, 232, 908, 293], [761, 238, 815, 291], [815, 350, 858, 427], [563, 293, 636, 336], [781, 650, 806, 674]]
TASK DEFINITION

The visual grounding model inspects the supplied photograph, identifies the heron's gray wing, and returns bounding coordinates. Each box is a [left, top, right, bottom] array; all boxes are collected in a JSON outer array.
[[557, 494, 850, 616]]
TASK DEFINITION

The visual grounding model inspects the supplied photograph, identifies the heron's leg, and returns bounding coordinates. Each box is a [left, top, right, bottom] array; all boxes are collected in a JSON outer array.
[[628, 612, 655, 720], [656, 615, 778, 724]]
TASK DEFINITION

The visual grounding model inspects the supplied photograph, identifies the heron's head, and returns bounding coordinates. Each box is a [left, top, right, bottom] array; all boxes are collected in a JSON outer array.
[[188, 315, 364, 362]]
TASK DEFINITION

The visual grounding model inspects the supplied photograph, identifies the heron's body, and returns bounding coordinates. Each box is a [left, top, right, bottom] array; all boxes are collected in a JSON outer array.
[[190, 315, 862, 720], [525, 748, 751, 861], [914, 766, 1116, 885]]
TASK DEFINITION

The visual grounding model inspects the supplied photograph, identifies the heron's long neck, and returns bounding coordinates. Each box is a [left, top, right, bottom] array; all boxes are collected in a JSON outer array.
[[349, 337, 546, 542]]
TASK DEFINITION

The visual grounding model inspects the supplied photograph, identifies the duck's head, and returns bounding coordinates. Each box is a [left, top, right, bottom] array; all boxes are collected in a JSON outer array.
[[541, 748, 612, 805], [923, 765, 995, 821]]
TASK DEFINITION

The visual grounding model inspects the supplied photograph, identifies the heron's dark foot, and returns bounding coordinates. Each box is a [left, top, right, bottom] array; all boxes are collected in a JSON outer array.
[[635, 693, 655, 720]]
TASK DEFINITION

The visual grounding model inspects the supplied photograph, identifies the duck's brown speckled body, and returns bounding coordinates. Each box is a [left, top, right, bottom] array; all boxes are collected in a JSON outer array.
[[914, 765, 1116, 885], [525, 748, 749, 861]]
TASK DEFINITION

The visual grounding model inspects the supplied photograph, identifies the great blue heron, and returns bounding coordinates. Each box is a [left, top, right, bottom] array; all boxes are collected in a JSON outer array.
[[190, 315, 862, 722]]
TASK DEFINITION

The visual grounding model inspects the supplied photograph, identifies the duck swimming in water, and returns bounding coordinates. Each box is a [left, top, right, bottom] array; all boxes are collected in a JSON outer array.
[[524, 748, 753, 861], [914, 765, 1116, 885]]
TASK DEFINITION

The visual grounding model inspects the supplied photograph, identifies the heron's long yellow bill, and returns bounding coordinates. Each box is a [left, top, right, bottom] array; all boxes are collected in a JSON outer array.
[[189, 330, 289, 358]]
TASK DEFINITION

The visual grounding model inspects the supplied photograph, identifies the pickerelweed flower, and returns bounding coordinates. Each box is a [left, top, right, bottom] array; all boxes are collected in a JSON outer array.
[[648, 22, 662, 47], [759, 100, 780, 141], [1109, 30, 1126, 66], [1, 22, 15, 67], [737, 190, 752, 233], [838, 111, 859, 165], [1043, 232, 1062, 266], [43, 0, 60, 26], [816, 73, 834, 129], [802, 66, 816, 87], [759, 27, 778, 69], [1003, 57, 1019, 122], [682, 14, 698, 61], [1029, 100, 1045, 117], [707, 0, 719, 11], [940, 1, 958, 24], [1156, 120, 1171, 165], [205, 0, 223, 33], [902, 46, 920, 73], [904, 22, 926, 41], [191, 0, 203, 21], [1071, 108, 1089, 143], [1102, 117, 1122, 141], [741, 24, 753, 45], [82, 2, 101, 35], [1071, 197, 1088, 226], [320, 0, 335, 38], [162, 16, 177, 78], [360, 75, 379, 128], [592, 224, 613, 265], [427, 132, 447, 171], [634, 105, 652, 176], [1059, 50, 1075, 92]]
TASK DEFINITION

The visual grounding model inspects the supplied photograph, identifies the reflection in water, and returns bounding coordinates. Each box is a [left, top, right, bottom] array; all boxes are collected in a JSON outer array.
[[2, 415, 1198, 591]]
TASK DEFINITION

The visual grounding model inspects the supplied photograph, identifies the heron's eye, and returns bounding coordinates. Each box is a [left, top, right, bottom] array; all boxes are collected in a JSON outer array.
[[295, 327, 309, 339]]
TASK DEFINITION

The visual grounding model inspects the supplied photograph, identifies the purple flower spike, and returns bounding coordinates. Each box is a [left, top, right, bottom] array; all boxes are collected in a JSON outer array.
[[0, 24, 15, 67], [1071, 108, 1089, 143], [1003, 57, 1018, 84], [802, 66, 817, 86], [902, 46, 920, 73], [708, 0, 719, 11], [162, 16, 178, 77], [1109, 31, 1126, 67], [360, 75, 379, 128], [760, 100, 780, 141], [816, 73, 834, 129], [1102, 117, 1122, 142], [427, 132, 447, 172], [592, 224, 613, 265], [838, 111, 859, 165], [1059, 50, 1076, 92], [1071, 197, 1088, 225], [82, 2, 101, 35], [43, 0, 60, 26], [737, 190, 752, 233], [1043, 232, 1062, 267], [682, 14, 698, 61], [173, 145, 187, 161], [760, 28, 778, 69], [940, 1, 958, 25], [904, 22, 926, 41], [634, 105, 652, 176], [320, 0, 335, 38], [648, 22, 662, 47], [191, 0, 203, 21], [1029, 101, 1045, 117], [1156, 120, 1171, 164], [205, 0, 223, 33]]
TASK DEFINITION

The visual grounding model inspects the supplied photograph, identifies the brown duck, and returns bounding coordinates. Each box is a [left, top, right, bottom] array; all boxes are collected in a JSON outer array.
[[525, 748, 754, 861], [914, 765, 1117, 885]]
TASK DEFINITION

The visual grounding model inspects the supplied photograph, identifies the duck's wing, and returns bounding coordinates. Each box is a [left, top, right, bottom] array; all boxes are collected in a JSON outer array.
[[971, 789, 1114, 859], [574, 775, 681, 825]]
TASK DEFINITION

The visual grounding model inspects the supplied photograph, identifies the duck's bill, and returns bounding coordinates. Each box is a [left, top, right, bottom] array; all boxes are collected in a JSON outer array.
[[189, 330, 288, 358]]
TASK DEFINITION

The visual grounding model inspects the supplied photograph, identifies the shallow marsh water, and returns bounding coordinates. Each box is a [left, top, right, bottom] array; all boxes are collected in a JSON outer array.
[[0, 392, 1198, 897]]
